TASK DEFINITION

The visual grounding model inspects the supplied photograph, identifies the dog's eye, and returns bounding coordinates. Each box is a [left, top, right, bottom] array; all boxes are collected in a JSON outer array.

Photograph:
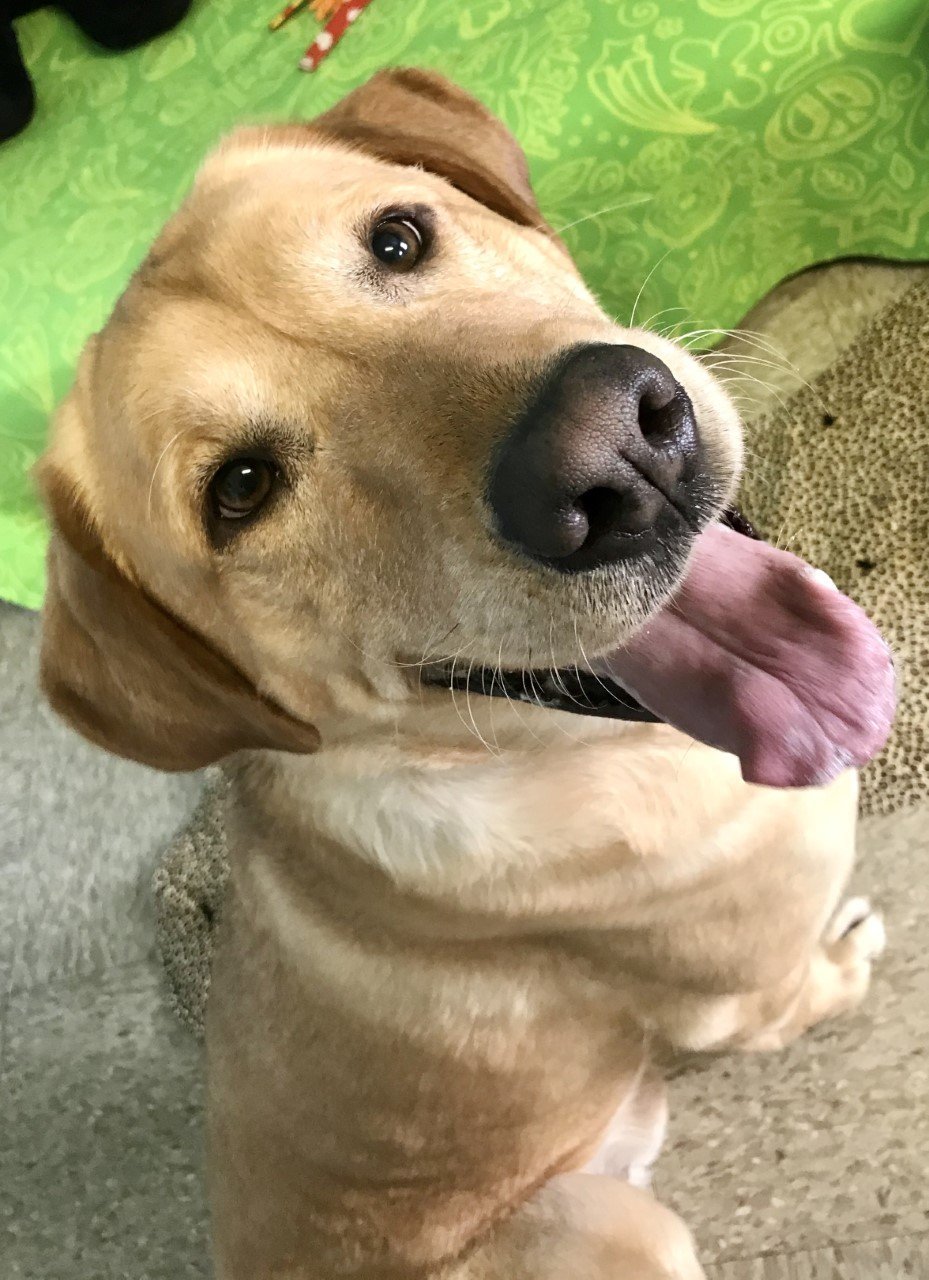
[[211, 458, 275, 520], [370, 217, 424, 271]]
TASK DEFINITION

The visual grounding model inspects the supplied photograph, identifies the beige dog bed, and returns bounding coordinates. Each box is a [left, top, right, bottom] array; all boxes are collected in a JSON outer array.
[[737, 282, 929, 819]]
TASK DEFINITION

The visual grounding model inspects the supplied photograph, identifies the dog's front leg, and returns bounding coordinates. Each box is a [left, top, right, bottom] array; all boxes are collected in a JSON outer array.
[[637, 891, 886, 1057]]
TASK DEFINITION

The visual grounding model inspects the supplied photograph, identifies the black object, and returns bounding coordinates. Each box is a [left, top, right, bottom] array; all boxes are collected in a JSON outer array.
[[434, 663, 664, 725], [1, 0, 192, 143], [56, 0, 192, 51], [719, 504, 762, 541], [0, 9, 35, 142]]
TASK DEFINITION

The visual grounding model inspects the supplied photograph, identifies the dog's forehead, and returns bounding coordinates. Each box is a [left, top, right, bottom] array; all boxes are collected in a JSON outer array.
[[139, 139, 502, 335], [126, 136, 580, 360], [137, 140, 435, 305], [182, 134, 572, 287], [193, 135, 455, 232]]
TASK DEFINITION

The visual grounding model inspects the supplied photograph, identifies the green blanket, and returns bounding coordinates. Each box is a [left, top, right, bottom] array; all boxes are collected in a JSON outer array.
[[2, 0, 928, 609]]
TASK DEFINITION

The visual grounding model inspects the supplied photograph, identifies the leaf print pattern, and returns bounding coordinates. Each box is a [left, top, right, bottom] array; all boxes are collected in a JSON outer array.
[[2, 0, 929, 607], [588, 36, 719, 134]]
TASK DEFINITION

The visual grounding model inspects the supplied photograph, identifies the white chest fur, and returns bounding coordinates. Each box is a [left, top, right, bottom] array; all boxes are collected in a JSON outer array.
[[272, 720, 744, 899]]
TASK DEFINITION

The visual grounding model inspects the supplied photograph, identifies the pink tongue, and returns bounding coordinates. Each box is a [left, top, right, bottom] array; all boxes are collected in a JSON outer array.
[[595, 524, 895, 788]]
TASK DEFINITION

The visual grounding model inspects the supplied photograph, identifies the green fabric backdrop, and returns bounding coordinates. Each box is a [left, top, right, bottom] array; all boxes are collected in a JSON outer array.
[[2, 0, 929, 608]]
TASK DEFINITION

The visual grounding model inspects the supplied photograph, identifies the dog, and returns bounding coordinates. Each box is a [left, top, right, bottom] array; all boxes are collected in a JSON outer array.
[[36, 70, 895, 1279]]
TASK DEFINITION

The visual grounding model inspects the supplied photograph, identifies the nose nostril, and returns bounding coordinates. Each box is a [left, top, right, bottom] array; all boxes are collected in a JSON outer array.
[[638, 390, 684, 448], [576, 484, 662, 545], [576, 487, 628, 547]]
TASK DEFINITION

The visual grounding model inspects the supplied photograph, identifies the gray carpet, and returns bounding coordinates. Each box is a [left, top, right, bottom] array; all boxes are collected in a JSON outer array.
[[0, 601, 209, 1277], [0, 603, 204, 995], [2, 965, 209, 1280]]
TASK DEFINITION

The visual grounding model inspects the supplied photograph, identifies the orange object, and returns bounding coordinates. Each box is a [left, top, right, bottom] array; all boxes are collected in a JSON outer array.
[[270, 0, 339, 32], [268, 0, 309, 30]]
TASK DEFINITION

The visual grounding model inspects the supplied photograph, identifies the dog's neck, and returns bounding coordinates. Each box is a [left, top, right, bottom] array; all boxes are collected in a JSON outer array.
[[230, 719, 745, 930]]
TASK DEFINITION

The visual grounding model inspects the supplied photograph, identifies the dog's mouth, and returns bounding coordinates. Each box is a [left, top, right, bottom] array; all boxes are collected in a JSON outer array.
[[424, 509, 896, 790], [432, 663, 663, 724], [423, 511, 757, 730]]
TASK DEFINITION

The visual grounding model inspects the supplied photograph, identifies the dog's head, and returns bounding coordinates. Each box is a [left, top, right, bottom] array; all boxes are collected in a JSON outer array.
[[42, 68, 885, 786]]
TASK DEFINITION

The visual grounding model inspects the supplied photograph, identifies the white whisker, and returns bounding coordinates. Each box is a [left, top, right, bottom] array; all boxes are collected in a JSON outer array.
[[464, 655, 498, 758], [147, 427, 195, 520], [572, 617, 621, 704], [550, 195, 654, 237], [629, 249, 673, 330]]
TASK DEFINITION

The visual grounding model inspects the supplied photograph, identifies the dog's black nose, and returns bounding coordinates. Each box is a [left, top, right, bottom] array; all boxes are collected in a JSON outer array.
[[488, 344, 701, 572]]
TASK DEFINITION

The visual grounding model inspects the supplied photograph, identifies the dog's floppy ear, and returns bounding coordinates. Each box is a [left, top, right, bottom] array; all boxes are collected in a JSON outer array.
[[312, 67, 549, 232], [36, 462, 320, 772]]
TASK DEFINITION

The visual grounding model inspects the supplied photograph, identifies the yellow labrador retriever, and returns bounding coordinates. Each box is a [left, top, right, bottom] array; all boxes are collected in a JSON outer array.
[[36, 71, 895, 1280]]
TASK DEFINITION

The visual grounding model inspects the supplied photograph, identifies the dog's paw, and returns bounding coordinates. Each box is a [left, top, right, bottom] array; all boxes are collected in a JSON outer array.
[[740, 900, 886, 1051], [825, 897, 886, 963], [817, 897, 886, 1018]]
